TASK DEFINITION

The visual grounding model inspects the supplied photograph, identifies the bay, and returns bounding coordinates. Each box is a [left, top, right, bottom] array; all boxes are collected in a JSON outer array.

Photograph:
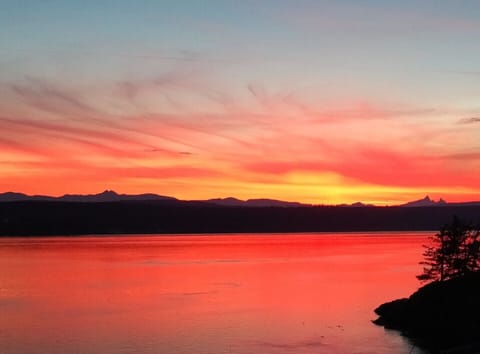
[[0, 233, 430, 354]]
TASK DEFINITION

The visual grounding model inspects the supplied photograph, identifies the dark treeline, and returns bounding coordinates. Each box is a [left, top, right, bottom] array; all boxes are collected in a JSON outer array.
[[1, 201, 480, 236]]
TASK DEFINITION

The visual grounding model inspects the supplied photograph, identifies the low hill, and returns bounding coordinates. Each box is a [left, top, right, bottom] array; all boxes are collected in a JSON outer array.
[[1, 201, 480, 236]]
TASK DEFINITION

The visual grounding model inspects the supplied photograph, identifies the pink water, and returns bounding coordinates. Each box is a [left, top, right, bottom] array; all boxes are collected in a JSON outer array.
[[0, 233, 430, 353]]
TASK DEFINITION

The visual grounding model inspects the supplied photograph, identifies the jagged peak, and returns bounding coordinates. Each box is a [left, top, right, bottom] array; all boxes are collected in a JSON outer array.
[[402, 195, 448, 207], [100, 190, 118, 195]]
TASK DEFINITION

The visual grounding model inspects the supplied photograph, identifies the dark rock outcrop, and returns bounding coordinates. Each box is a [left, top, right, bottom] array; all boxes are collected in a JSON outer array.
[[373, 272, 480, 352]]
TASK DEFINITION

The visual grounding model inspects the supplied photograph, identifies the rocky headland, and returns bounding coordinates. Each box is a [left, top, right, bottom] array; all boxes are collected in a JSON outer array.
[[373, 272, 480, 353]]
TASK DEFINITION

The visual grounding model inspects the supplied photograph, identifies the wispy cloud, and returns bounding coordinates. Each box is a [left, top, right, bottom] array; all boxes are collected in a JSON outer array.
[[9, 77, 102, 117], [457, 117, 480, 124], [2, 71, 479, 201]]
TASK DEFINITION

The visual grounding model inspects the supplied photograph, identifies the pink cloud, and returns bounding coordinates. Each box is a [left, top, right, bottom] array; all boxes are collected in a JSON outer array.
[[1, 73, 479, 202]]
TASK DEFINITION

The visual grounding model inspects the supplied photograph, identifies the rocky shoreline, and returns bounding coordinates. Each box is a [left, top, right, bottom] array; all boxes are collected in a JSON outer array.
[[373, 272, 480, 353]]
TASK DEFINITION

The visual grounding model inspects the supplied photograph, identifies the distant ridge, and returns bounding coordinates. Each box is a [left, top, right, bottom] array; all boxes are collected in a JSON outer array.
[[0, 191, 309, 207], [206, 197, 310, 207], [59, 190, 177, 202], [0, 192, 55, 202], [401, 195, 448, 207], [0, 190, 176, 203], [2, 199, 480, 236], [335, 201, 375, 207], [1, 191, 479, 207]]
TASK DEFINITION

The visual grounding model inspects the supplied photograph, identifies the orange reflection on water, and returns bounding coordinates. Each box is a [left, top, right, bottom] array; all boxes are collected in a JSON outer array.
[[0, 233, 429, 354]]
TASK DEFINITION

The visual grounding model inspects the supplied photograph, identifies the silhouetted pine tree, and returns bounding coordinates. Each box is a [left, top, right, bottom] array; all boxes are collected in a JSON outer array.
[[417, 216, 480, 282]]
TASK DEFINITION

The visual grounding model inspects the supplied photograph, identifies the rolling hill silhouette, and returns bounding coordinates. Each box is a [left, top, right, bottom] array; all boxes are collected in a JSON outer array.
[[1, 190, 478, 207], [1, 191, 480, 236]]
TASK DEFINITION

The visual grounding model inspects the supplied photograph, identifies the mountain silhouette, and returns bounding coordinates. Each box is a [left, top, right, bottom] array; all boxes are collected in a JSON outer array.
[[401, 195, 448, 207], [58, 190, 177, 202], [1, 190, 479, 207], [0, 190, 176, 203], [207, 197, 310, 207]]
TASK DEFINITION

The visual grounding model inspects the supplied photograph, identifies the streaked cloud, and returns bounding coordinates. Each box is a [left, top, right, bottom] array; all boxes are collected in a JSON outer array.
[[2, 1, 480, 203], [457, 117, 480, 124]]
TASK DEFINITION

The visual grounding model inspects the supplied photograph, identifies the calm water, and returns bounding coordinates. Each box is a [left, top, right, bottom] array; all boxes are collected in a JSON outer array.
[[0, 233, 431, 354]]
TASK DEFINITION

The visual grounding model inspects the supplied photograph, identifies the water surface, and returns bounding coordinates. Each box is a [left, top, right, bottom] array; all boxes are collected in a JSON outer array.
[[0, 233, 430, 353]]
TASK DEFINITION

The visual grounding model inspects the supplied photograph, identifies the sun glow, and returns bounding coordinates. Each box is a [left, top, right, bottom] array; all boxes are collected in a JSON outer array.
[[2, 2, 480, 204]]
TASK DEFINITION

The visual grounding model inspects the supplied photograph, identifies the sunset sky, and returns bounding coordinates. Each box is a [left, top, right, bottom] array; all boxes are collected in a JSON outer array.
[[1, 0, 479, 205]]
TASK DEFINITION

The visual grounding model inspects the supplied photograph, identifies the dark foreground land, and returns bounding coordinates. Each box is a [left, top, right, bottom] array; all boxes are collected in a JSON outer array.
[[1, 201, 480, 236], [373, 272, 480, 353]]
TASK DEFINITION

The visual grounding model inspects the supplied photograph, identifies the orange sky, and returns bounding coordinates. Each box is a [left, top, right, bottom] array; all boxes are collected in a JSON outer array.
[[1, 2, 480, 205], [1, 82, 479, 205]]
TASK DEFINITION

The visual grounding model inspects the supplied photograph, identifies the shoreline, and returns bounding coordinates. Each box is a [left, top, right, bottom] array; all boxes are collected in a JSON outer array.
[[373, 272, 480, 353], [2, 201, 480, 236]]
